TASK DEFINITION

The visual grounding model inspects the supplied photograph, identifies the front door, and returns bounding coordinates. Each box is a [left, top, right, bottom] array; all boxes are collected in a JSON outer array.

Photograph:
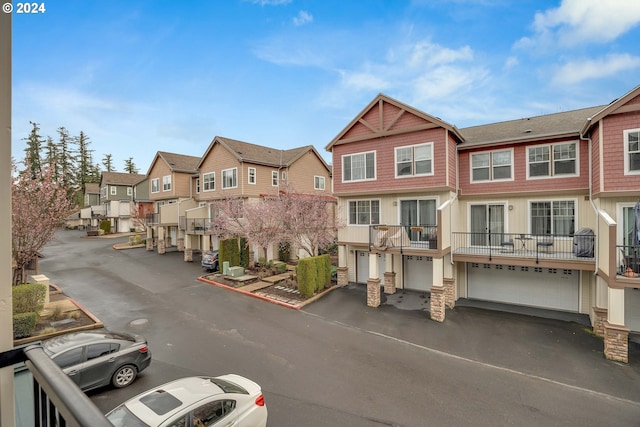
[[470, 204, 505, 246]]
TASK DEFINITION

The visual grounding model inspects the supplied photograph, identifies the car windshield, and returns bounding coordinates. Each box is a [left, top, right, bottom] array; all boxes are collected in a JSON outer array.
[[106, 405, 150, 427]]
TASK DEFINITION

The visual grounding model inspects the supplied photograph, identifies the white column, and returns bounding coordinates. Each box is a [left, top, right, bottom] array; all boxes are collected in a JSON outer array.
[[369, 252, 379, 280], [608, 287, 625, 325]]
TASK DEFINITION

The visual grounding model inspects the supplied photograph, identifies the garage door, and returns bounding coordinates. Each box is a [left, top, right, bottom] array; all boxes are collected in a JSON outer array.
[[403, 255, 433, 292], [625, 288, 640, 332], [356, 251, 385, 284], [467, 263, 580, 312]]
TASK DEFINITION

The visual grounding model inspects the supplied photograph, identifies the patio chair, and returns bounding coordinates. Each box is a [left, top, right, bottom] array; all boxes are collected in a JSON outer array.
[[500, 237, 515, 253], [537, 235, 554, 253]]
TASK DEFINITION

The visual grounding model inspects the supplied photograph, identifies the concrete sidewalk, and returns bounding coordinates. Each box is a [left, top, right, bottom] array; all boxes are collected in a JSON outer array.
[[303, 283, 640, 404]]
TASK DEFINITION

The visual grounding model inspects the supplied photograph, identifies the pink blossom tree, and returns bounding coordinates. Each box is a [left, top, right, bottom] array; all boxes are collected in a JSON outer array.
[[12, 160, 72, 284]]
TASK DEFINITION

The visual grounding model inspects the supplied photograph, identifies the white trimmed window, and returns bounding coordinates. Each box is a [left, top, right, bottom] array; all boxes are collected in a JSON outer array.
[[203, 172, 215, 191], [110, 186, 116, 195], [281, 171, 287, 180], [471, 149, 513, 182], [162, 175, 171, 191], [348, 200, 380, 225], [314, 176, 325, 190], [395, 143, 433, 177], [248, 167, 256, 184], [127, 187, 132, 196], [272, 171, 278, 186], [343, 151, 375, 182], [527, 142, 577, 178], [624, 129, 640, 174], [530, 200, 575, 235], [151, 178, 159, 193], [222, 168, 237, 189], [195, 178, 200, 193]]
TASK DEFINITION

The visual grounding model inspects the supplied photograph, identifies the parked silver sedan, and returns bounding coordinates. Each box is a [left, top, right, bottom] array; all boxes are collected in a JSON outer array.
[[42, 329, 151, 391]]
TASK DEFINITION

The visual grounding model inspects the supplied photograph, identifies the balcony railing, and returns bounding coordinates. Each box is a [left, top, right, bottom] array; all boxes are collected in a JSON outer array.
[[617, 245, 640, 278], [184, 217, 216, 235], [2, 344, 111, 426], [369, 224, 438, 251], [145, 212, 159, 225], [452, 232, 595, 263]]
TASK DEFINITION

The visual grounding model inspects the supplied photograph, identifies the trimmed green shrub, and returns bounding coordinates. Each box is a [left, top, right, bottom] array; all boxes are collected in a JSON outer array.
[[321, 254, 331, 290], [13, 312, 38, 338], [100, 220, 111, 234], [13, 283, 47, 314], [296, 258, 317, 298], [316, 257, 326, 292], [219, 238, 241, 268], [239, 237, 249, 268], [277, 263, 287, 274]]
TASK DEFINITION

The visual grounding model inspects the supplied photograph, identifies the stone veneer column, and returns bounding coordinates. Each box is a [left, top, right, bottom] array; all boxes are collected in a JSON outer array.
[[430, 286, 445, 322], [384, 271, 396, 294], [146, 228, 154, 251], [184, 248, 193, 262], [604, 322, 629, 363], [337, 267, 348, 286], [177, 238, 184, 252], [157, 239, 166, 254], [592, 307, 607, 337], [367, 278, 381, 307], [443, 278, 455, 309]]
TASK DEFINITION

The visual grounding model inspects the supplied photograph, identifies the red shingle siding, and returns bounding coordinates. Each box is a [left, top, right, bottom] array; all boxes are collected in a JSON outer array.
[[602, 111, 640, 191], [591, 124, 601, 193]]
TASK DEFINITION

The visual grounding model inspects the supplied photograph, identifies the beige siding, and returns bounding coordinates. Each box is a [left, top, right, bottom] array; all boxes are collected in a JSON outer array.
[[148, 161, 171, 201], [198, 144, 243, 199], [173, 173, 192, 198], [285, 151, 332, 195]]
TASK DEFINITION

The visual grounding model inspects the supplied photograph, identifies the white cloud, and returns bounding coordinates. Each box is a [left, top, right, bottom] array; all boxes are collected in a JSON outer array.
[[293, 10, 313, 26], [504, 56, 519, 69], [250, 0, 292, 6], [552, 54, 640, 85], [520, 0, 640, 48], [408, 41, 473, 68], [339, 70, 390, 92]]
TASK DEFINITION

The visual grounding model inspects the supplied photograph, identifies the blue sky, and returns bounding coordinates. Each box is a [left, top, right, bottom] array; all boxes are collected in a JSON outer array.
[[11, 0, 640, 171]]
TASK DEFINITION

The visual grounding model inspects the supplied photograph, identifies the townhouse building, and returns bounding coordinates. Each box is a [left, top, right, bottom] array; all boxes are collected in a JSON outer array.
[[326, 85, 640, 363], [98, 171, 147, 232], [146, 137, 333, 263]]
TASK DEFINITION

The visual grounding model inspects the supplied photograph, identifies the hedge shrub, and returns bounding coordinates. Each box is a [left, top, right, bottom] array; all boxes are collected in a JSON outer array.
[[13, 312, 38, 338], [219, 237, 241, 268], [100, 220, 111, 234], [13, 283, 46, 314], [239, 237, 249, 268], [296, 257, 317, 298]]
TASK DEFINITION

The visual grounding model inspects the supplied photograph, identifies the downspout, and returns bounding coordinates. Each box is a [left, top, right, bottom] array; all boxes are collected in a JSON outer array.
[[580, 129, 599, 273], [450, 130, 460, 265]]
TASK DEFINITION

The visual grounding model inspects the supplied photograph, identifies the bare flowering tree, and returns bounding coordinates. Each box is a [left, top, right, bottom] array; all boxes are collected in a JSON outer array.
[[12, 160, 72, 284]]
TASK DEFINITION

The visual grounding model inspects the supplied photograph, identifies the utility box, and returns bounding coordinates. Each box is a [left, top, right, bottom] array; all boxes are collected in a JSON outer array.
[[228, 266, 245, 277]]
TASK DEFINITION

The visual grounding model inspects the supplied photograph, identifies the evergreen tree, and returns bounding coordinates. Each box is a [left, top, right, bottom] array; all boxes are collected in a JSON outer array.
[[75, 130, 95, 188], [102, 154, 115, 172], [42, 136, 61, 181], [56, 126, 77, 198], [22, 121, 44, 179], [124, 157, 139, 174]]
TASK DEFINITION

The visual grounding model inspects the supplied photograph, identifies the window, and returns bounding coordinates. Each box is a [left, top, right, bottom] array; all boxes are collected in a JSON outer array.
[[222, 168, 237, 189], [272, 171, 278, 186], [528, 142, 577, 178], [110, 186, 117, 195], [314, 176, 325, 190], [343, 152, 375, 182], [196, 178, 200, 193], [53, 347, 84, 369], [192, 400, 236, 426], [86, 343, 118, 360], [203, 172, 215, 191], [281, 171, 287, 180], [348, 200, 380, 225], [163, 175, 171, 191], [530, 200, 575, 235], [471, 149, 512, 181], [396, 143, 433, 177], [151, 178, 159, 193], [625, 129, 640, 174], [248, 167, 256, 184], [127, 187, 132, 196]]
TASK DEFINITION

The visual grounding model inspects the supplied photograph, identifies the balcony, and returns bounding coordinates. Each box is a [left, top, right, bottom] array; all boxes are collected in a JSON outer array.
[[617, 245, 640, 279], [369, 225, 438, 252], [452, 232, 596, 266], [145, 212, 159, 225], [3, 344, 111, 426], [183, 217, 216, 235]]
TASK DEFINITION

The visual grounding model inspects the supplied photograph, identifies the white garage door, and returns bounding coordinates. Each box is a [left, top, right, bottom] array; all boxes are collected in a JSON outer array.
[[356, 251, 385, 284], [467, 263, 580, 312], [403, 255, 433, 292], [625, 288, 640, 333]]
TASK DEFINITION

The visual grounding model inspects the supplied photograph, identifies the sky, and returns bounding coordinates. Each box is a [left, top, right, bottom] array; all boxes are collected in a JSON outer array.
[[10, 0, 640, 172]]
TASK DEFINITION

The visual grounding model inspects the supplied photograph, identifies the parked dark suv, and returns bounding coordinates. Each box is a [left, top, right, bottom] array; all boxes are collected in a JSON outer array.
[[202, 250, 219, 272], [42, 329, 151, 391]]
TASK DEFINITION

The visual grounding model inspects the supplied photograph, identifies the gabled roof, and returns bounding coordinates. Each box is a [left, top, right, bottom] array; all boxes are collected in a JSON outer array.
[[84, 183, 100, 194], [198, 136, 331, 172], [458, 105, 605, 149], [325, 93, 464, 151], [145, 151, 201, 175], [100, 172, 147, 186], [580, 84, 640, 135]]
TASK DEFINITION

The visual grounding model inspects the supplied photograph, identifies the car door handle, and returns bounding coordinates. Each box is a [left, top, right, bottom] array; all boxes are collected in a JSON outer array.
[[67, 370, 79, 376]]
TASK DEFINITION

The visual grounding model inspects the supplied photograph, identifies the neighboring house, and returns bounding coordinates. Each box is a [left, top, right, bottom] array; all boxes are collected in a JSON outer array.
[[144, 151, 201, 253], [326, 86, 640, 363], [79, 182, 104, 230], [182, 136, 333, 262], [99, 171, 147, 232], [132, 176, 154, 231]]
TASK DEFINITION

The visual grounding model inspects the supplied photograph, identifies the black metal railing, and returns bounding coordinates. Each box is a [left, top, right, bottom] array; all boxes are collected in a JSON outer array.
[[617, 245, 640, 278], [369, 224, 438, 250], [145, 212, 159, 225], [184, 218, 216, 235], [2, 344, 111, 426], [452, 232, 596, 263]]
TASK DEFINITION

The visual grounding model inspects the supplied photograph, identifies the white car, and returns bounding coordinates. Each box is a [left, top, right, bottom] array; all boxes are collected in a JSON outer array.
[[106, 375, 268, 427]]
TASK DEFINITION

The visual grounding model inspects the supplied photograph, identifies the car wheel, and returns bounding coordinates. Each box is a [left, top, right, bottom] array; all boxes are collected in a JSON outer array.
[[213, 261, 219, 272], [112, 365, 137, 388]]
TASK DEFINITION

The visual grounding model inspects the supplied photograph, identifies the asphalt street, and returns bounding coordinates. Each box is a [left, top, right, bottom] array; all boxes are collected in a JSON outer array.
[[39, 230, 640, 427]]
